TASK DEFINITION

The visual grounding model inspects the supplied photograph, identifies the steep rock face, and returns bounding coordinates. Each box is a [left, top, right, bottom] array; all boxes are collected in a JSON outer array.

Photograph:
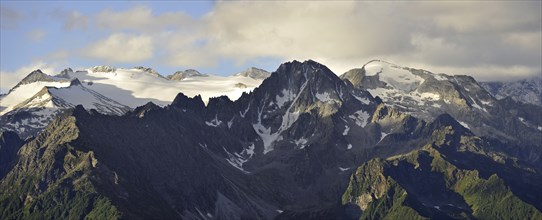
[[179, 60, 446, 214], [481, 77, 542, 106], [342, 115, 542, 219], [0, 115, 121, 219], [12, 70, 59, 90], [0, 60, 441, 219], [341, 60, 542, 168], [0, 105, 278, 219], [55, 68, 74, 79], [2, 60, 539, 219], [0, 131, 24, 179]]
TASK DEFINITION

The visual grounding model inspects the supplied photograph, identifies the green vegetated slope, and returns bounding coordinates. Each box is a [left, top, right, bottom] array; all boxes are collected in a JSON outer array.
[[343, 122, 542, 220], [0, 116, 121, 219]]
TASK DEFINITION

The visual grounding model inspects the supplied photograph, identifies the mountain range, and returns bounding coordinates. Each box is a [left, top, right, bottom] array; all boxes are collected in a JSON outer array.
[[480, 76, 542, 106], [0, 67, 268, 139], [0, 60, 540, 219]]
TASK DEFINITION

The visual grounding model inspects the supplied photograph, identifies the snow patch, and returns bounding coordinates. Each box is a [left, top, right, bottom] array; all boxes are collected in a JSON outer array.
[[240, 106, 250, 118], [471, 102, 487, 112], [458, 121, 470, 129], [205, 115, 223, 127], [315, 92, 335, 103], [380, 132, 389, 141], [347, 144, 352, 150], [223, 147, 249, 174], [419, 92, 441, 100], [276, 89, 294, 108], [434, 74, 448, 81], [353, 95, 371, 104], [227, 118, 234, 128], [242, 144, 255, 158], [295, 138, 308, 149], [339, 167, 351, 171], [343, 125, 350, 135], [253, 119, 280, 154], [349, 110, 370, 127], [480, 100, 493, 106], [364, 61, 425, 92]]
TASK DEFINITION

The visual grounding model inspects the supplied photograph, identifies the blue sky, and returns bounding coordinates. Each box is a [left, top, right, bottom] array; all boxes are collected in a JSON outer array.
[[1, 1, 541, 93]]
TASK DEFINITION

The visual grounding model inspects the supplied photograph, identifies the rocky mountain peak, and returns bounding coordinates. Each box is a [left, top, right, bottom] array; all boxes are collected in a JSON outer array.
[[170, 93, 205, 112], [429, 113, 469, 132], [272, 60, 340, 83], [234, 67, 271, 79], [481, 76, 542, 106], [131, 102, 162, 118], [16, 69, 55, 86], [69, 78, 82, 86], [167, 69, 207, 81], [207, 95, 234, 109], [56, 68, 74, 79], [134, 66, 164, 78], [90, 65, 116, 73]]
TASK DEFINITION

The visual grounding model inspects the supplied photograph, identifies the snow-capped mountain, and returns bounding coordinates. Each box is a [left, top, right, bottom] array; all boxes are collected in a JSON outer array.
[[0, 78, 131, 138], [342, 60, 496, 121], [70, 66, 266, 106], [133, 66, 166, 79], [0, 66, 270, 138], [481, 76, 542, 106], [341, 60, 542, 164], [2, 60, 539, 220], [234, 67, 271, 79], [1, 70, 72, 115], [166, 69, 208, 81]]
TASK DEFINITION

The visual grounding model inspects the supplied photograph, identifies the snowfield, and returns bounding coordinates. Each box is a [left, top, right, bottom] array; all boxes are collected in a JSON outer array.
[[72, 68, 265, 107], [1, 67, 267, 117], [0, 82, 71, 115]]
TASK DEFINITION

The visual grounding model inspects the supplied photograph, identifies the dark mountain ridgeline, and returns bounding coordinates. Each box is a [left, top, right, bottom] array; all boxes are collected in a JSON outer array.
[[0, 60, 540, 219]]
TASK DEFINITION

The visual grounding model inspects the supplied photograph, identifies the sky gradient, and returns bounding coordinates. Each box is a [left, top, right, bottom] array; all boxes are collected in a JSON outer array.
[[1, 1, 541, 93]]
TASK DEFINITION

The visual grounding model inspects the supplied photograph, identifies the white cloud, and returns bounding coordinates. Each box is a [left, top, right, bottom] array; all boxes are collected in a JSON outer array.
[[0, 6, 23, 29], [50, 8, 87, 30], [429, 2, 541, 33], [26, 29, 47, 42], [0, 61, 58, 94], [6, 2, 540, 81], [96, 5, 193, 31], [503, 31, 542, 51], [64, 11, 87, 30], [409, 63, 540, 82], [84, 33, 154, 63], [185, 1, 541, 79]]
